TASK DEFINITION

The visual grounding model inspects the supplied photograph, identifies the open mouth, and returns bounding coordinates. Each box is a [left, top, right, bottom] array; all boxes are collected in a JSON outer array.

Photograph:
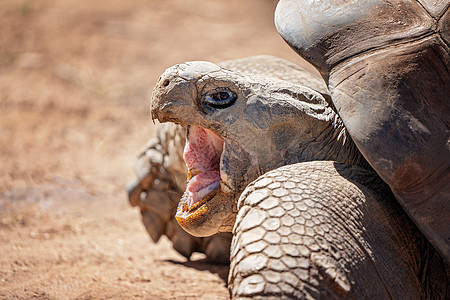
[[179, 125, 224, 214]]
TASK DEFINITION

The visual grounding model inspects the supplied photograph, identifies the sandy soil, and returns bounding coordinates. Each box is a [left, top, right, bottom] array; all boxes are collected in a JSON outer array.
[[0, 0, 311, 298]]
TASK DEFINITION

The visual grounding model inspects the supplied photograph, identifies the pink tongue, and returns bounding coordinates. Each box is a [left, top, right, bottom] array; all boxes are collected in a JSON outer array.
[[187, 171, 220, 205], [183, 126, 223, 172], [183, 126, 224, 206]]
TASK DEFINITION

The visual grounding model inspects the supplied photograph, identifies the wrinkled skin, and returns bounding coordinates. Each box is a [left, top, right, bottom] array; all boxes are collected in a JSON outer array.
[[129, 0, 449, 297], [128, 0, 450, 299], [149, 56, 447, 298], [230, 161, 446, 299], [276, 0, 450, 263], [127, 55, 339, 261], [150, 57, 366, 237]]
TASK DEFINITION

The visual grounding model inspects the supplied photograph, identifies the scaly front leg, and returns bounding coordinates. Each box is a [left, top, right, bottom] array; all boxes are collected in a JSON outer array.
[[230, 161, 446, 299]]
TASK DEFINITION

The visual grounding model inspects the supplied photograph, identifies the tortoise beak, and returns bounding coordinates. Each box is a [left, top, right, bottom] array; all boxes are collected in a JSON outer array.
[[150, 74, 198, 124], [150, 61, 222, 125]]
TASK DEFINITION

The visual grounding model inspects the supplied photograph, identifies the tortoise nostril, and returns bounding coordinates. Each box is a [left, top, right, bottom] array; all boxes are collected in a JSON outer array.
[[162, 79, 170, 87]]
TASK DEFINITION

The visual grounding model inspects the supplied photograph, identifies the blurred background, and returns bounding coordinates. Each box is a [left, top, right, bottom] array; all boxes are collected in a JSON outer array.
[[0, 0, 309, 298]]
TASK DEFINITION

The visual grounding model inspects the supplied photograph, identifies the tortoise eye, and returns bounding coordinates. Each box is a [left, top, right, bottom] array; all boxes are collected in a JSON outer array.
[[203, 88, 237, 110]]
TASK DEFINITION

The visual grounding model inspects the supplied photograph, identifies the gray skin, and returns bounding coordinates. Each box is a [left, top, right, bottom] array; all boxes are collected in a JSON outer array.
[[230, 161, 445, 299], [275, 0, 450, 263], [150, 56, 447, 298], [150, 57, 366, 236], [127, 56, 331, 262]]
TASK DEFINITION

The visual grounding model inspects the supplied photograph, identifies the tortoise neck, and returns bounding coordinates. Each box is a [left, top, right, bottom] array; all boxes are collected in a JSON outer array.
[[293, 91, 370, 169], [322, 112, 370, 169], [255, 82, 370, 170]]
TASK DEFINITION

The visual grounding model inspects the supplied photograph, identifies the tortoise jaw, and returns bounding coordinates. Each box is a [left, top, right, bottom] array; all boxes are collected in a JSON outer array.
[[173, 125, 236, 236], [175, 189, 233, 237], [178, 181, 221, 215], [182, 125, 224, 208]]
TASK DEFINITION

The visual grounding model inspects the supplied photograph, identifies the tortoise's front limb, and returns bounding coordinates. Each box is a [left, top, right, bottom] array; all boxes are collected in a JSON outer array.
[[230, 161, 446, 299], [127, 123, 231, 264]]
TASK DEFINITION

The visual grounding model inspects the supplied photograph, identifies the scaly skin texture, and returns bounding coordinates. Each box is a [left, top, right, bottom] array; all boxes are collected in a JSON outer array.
[[128, 55, 331, 261], [149, 55, 448, 298], [230, 161, 446, 299], [151, 56, 366, 236]]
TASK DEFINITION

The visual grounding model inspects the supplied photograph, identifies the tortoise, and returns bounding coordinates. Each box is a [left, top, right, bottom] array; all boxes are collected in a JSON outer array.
[[129, 0, 449, 298], [127, 56, 331, 263], [127, 56, 329, 263]]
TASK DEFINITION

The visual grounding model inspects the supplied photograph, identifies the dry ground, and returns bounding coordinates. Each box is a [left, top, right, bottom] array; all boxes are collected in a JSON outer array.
[[0, 0, 311, 298]]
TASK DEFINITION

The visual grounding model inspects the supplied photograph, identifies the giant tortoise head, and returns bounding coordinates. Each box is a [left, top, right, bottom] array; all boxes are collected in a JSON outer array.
[[150, 59, 366, 237]]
